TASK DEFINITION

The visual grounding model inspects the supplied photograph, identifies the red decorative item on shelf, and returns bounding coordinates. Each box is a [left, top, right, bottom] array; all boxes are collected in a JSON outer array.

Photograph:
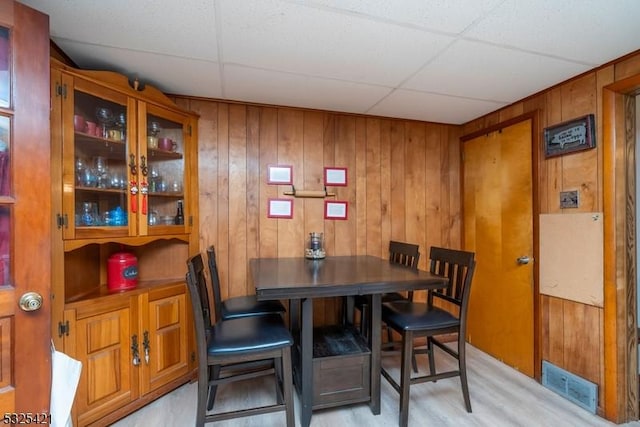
[[107, 251, 138, 291]]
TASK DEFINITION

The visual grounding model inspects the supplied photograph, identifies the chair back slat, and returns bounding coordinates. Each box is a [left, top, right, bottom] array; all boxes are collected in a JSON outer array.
[[206, 246, 224, 322], [187, 253, 213, 331], [428, 246, 476, 310], [185, 266, 210, 383], [389, 240, 420, 270]]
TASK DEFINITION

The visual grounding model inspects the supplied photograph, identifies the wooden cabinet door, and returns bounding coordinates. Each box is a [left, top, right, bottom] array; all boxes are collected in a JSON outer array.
[[68, 297, 138, 427], [0, 1, 51, 418], [141, 284, 189, 394]]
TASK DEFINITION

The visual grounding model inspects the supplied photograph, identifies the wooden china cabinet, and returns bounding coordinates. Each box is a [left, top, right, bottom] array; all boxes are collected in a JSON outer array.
[[49, 58, 199, 427]]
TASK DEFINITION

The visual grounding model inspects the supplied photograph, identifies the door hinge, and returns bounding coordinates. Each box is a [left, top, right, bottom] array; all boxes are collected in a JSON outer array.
[[55, 82, 67, 99], [56, 213, 68, 229], [58, 320, 70, 337]]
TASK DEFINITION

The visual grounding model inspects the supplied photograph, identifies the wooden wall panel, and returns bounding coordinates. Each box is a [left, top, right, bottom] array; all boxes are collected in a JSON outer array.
[[228, 105, 247, 298], [460, 51, 640, 418], [176, 99, 461, 326], [259, 108, 279, 259], [405, 122, 426, 262]]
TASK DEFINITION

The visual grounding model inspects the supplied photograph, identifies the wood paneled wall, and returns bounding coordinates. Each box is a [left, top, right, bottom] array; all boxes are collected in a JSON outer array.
[[170, 48, 640, 419], [463, 50, 640, 416], [171, 99, 462, 324]]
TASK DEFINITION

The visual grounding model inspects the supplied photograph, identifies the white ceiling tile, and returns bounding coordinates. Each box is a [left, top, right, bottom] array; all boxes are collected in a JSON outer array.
[[219, 0, 453, 86], [21, 0, 219, 60], [404, 40, 591, 103], [368, 89, 507, 125], [224, 65, 392, 114], [301, 0, 503, 33], [19, 0, 640, 123], [466, 0, 640, 64], [53, 40, 223, 99]]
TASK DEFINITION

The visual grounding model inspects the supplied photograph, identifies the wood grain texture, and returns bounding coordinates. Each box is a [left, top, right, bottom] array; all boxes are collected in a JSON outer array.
[[175, 100, 461, 327], [461, 51, 640, 422]]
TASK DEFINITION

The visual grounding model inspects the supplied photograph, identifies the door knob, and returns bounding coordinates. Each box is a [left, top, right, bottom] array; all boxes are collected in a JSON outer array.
[[19, 292, 43, 312], [516, 256, 531, 265]]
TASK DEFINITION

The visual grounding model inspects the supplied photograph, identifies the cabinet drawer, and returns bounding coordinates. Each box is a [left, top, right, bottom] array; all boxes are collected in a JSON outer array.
[[311, 326, 371, 409]]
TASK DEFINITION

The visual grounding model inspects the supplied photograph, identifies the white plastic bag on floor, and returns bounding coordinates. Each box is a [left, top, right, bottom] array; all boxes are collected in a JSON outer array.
[[50, 341, 82, 427]]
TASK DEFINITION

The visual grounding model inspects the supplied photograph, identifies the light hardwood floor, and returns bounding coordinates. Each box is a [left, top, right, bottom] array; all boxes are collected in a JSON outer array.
[[112, 343, 639, 427]]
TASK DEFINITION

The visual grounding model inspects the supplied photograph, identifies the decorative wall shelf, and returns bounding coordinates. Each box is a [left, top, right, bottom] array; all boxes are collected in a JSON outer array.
[[283, 186, 335, 198]]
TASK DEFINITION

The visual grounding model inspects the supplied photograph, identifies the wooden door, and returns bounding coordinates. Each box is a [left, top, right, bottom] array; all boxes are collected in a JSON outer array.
[[0, 1, 51, 417], [463, 119, 534, 376]]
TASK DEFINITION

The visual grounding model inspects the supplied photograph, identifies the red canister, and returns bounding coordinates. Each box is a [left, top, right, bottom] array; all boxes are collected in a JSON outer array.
[[107, 251, 138, 291]]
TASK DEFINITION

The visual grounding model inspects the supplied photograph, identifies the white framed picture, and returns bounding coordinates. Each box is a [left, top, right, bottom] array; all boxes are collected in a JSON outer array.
[[324, 201, 348, 220], [267, 164, 293, 185], [324, 167, 347, 186], [268, 198, 293, 219]]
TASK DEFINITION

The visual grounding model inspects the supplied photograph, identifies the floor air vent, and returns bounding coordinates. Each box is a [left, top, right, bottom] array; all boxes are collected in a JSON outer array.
[[542, 360, 597, 414]]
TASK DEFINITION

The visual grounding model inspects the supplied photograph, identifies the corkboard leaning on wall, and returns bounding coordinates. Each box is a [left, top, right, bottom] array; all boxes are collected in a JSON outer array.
[[539, 212, 603, 307]]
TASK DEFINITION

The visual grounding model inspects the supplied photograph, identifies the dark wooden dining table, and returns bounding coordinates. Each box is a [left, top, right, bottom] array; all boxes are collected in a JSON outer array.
[[250, 255, 448, 427]]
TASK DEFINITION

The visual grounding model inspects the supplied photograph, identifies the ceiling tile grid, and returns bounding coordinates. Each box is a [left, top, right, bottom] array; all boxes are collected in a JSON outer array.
[[17, 0, 640, 124]]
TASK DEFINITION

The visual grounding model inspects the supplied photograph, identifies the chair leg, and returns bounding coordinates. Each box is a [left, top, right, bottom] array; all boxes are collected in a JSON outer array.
[[275, 356, 284, 404], [207, 365, 221, 410], [282, 347, 295, 427], [360, 304, 370, 340], [458, 337, 472, 412], [399, 330, 413, 427], [427, 336, 436, 377], [197, 362, 211, 427]]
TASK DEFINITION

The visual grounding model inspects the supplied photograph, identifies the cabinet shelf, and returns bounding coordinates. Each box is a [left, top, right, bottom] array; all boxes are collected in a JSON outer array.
[[75, 186, 127, 194], [75, 132, 127, 158], [149, 191, 184, 198], [147, 148, 183, 160]]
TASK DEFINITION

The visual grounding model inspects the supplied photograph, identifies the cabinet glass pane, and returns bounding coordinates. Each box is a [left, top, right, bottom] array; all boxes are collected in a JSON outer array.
[[0, 27, 9, 108], [0, 115, 10, 197], [0, 115, 9, 285], [74, 91, 128, 228], [0, 206, 9, 287], [146, 114, 184, 227]]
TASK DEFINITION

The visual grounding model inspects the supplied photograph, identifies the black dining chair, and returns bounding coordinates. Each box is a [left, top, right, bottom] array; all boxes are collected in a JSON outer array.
[[353, 240, 420, 339], [207, 245, 286, 321], [380, 246, 476, 427], [186, 253, 295, 427]]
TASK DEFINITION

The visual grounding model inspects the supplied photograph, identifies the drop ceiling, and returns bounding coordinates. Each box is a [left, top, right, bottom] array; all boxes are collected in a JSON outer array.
[[18, 0, 640, 124]]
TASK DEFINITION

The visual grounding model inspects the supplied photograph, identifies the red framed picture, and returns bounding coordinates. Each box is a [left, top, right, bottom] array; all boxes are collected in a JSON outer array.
[[324, 201, 348, 220], [324, 167, 347, 186], [267, 164, 293, 185], [267, 198, 293, 219]]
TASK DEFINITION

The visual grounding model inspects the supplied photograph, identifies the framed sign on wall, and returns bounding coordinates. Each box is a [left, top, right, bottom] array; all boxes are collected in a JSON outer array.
[[544, 114, 595, 158]]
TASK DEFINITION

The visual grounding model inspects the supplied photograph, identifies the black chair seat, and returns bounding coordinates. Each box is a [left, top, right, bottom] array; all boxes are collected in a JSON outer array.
[[187, 253, 295, 427], [382, 300, 459, 331], [221, 296, 286, 320], [380, 246, 476, 427], [208, 314, 293, 356]]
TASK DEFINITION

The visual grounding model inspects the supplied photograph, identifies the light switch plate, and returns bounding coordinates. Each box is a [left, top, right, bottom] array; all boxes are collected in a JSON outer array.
[[560, 190, 579, 208]]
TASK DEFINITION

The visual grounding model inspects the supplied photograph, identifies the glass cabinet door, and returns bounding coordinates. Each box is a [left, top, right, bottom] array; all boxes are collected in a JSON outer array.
[[141, 103, 188, 235], [64, 76, 132, 239]]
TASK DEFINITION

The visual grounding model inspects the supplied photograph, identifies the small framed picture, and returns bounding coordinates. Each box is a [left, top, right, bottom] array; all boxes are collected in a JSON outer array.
[[324, 167, 348, 186], [544, 114, 596, 158], [267, 198, 293, 219], [324, 201, 348, 220], [267, 164, 293, 185]]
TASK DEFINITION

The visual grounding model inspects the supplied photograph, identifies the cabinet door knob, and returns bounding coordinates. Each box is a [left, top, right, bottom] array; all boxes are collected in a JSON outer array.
[[19, 292, 43, 312]]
